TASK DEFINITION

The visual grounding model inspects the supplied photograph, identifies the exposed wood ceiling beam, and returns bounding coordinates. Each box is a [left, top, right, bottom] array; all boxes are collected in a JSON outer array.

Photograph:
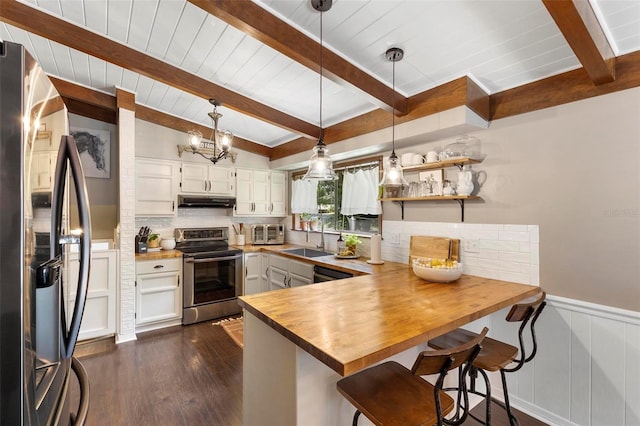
[[189, 0, 407, 115], [491, 49, 639, 120], [542, 0, 616, 85], [50, 77, 118, 124], [116, 89, 136, 112], [0, 0, 320, 140], [51, 77, 271, 157]]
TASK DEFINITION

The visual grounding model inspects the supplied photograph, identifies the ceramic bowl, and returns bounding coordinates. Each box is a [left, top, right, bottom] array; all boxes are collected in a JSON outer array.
[[412, 260, 463, 283], [160, 238, 176, 250]]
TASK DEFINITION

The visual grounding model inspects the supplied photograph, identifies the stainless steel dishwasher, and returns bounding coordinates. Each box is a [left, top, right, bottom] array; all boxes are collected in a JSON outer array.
[[313, 265, 354, 282]]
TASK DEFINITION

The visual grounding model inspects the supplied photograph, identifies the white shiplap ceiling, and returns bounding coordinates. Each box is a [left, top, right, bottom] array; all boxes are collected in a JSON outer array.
[[1, 0, 639, 149]]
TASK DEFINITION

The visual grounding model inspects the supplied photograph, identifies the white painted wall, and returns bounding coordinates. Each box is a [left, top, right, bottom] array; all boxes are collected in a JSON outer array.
[[68, 114, 118, 239]]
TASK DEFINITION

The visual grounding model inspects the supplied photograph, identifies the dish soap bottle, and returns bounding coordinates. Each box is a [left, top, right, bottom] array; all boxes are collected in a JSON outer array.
[[337, 233, 345, 256]]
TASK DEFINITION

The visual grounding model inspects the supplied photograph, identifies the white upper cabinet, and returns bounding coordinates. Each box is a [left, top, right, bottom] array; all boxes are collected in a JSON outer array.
[[235, 168, 287, 217], [180, 163, 234, 196], [269, 171, 287, 216], [135, 158, 178, 216]]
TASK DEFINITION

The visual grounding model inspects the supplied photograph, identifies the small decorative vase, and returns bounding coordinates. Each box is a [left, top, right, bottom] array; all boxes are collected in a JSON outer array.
[[456, 165, 475, 196], [160, 237, 176, 250]]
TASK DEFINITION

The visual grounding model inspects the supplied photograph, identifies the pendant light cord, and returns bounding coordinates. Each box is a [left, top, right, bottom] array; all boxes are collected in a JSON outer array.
[[391, 56, 395, 155], [319, 8, 324, 138]]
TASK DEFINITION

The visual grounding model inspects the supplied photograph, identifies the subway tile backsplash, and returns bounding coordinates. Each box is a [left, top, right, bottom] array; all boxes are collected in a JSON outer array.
[[382, 220, 540, 285]]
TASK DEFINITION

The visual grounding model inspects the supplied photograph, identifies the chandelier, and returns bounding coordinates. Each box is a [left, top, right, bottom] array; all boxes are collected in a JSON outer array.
[[302, 0, 337, 181], [179, 99, 234, 164]]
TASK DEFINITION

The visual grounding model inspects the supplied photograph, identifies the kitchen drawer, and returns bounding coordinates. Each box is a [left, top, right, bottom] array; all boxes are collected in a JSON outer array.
[[270, 266, 288, 290], [289, 259, 313, 279], [136, 258, 181, 275], [270, 254, 289, 271]]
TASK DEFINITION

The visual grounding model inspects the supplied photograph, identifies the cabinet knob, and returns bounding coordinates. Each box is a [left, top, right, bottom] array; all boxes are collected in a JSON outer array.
[[153, 265, 164, 269]]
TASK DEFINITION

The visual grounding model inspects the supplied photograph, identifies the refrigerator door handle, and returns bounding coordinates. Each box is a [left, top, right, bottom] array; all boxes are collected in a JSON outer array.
[[52, 135, 92, 358], [35, 255, 63, 289], [71, 357, 90, 425]]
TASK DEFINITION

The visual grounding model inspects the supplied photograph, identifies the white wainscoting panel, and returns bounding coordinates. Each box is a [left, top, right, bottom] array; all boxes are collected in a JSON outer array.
[[493, 296, 640, 426]]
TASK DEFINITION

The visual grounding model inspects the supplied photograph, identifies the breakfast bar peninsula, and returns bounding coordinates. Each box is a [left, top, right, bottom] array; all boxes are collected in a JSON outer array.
[[238, 267, 540, 426]]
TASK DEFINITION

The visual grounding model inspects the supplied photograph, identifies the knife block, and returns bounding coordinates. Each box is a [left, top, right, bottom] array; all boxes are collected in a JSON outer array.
[[135, 235, 148, 253]]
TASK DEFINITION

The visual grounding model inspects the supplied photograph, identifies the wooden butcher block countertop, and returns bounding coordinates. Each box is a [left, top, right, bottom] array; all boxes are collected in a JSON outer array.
[[135, 249, 183, 261], [239, 270, 540, 376]]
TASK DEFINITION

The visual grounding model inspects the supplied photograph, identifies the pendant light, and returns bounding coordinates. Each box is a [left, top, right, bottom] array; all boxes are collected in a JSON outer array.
[[303, 0, 337, 181], [381, 47, 408, 195]]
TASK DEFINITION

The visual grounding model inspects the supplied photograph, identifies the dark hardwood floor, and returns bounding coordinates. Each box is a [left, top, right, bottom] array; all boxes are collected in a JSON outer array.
[[69, 321, 547, 425], [69, 321, 242, 426]]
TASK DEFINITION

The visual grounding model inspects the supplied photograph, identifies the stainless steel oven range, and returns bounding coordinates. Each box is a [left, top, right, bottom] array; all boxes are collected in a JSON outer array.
[[175, 227, 243, 325]]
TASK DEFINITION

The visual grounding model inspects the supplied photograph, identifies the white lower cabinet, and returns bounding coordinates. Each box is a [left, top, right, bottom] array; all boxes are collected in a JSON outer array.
[[288, 258, 314, 287], [244, 253, 270, 295], [269, 254, 314, 291], [135, 257, 182, 328], [67, 249, 118, 341]]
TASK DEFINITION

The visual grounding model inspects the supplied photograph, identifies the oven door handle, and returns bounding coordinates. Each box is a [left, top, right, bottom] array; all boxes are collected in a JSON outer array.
[[184, 254, 243, 263]]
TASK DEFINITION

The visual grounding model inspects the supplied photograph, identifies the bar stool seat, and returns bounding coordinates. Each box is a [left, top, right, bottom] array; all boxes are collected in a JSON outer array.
[[337, 361, 454, 426], [429, 328, 518, 372], [337, 328, 488, 426]]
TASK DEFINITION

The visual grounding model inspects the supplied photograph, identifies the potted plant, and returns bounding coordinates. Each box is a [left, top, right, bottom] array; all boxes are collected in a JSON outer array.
[[309, 216, 319, 231], [343, 234, 361, 256], [147, 233, 160, 248], [300, 213, 312, 231]]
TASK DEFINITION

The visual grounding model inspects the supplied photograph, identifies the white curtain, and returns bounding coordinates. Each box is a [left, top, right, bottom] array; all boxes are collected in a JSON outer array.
[[340, 167, 381, 216], [290, 178, 319, 214]]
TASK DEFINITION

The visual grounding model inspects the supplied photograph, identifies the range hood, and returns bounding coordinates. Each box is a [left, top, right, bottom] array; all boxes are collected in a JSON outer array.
[[177, 195, 236, 208]]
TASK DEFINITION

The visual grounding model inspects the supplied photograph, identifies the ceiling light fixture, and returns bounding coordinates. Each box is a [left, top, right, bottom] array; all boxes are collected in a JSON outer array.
[[178, 99, 234, 164], [381, 47, 408, 194], [303, 0, 337, 181]]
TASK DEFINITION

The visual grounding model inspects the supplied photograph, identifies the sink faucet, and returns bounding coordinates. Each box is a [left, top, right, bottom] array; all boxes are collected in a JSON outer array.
[[316, 216, 325, 251]]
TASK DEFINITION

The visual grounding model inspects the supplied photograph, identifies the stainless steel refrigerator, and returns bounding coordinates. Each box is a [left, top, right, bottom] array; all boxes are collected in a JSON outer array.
[[1, 41, 91, 424]]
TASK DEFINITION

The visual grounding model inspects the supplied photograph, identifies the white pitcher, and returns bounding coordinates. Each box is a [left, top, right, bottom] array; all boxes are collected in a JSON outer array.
[[456, 165, 474, 196]]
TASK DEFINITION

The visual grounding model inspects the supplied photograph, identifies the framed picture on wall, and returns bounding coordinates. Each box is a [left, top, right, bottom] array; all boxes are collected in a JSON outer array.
[[70, 127, 111, 179], [418, 169, 444, 196]]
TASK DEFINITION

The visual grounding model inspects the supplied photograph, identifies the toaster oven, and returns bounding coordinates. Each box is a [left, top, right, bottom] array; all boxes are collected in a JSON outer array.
[[250, 224, 285, 245]]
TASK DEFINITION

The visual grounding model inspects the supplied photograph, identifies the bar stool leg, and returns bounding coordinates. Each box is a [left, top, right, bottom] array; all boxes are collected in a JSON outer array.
[[477, 368, 492, 425], [352, 410, 361, 426], [500, 370, 519, 426]]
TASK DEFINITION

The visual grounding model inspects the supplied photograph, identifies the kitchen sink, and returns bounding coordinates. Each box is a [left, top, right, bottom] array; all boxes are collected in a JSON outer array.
[[281, 248, 332, 258]]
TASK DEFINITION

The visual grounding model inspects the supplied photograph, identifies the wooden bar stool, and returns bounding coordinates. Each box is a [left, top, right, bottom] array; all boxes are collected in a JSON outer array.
[[428, 290, 546, 426], [336, 327, 488, 426]]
